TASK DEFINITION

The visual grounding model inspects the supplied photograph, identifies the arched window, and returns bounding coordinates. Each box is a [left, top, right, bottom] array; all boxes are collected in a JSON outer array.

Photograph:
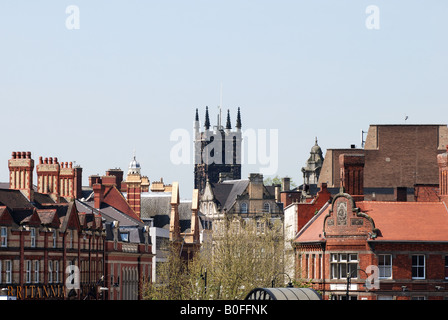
[[240, 202, 248, 214], [263, 202, 270, 213]]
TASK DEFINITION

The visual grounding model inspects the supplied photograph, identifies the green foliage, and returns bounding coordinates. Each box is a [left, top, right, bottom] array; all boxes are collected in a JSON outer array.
[[142, 216, 285, 300]]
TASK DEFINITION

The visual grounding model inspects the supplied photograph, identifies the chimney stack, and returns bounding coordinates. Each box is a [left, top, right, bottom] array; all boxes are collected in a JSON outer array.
[[9, 151, 34, 202], [339, 154, 365, 201], [438, 146, 448, 202]]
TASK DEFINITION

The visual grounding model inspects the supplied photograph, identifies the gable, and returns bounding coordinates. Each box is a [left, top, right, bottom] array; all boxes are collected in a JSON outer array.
[[323, 192, 376, 238], [61, 202, 81, 231], [0, 206, 14, 226], [102, 185, 141, 221], [36, 209, 60, 228]]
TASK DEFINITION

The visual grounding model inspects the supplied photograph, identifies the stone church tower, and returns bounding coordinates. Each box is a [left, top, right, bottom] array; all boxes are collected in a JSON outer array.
[[194, 107, 242, 193]]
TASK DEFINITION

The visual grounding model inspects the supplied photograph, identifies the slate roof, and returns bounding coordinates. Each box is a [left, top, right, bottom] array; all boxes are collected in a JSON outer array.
[[139, 192, 203, 232], [75, 200, 143, 227], [212, 179, 249, 210], [0, 189, 34, 210]]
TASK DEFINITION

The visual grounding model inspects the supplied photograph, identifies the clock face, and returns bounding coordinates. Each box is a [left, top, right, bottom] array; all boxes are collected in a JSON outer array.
[[337, 202, 347, 226]]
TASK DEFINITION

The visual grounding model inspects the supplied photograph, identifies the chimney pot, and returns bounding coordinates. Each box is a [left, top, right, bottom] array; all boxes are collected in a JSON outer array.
[[12, 152, 16, 159]]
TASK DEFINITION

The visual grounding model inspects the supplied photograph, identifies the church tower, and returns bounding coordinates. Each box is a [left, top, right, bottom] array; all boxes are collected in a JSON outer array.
[[194, 107, 242, 193]]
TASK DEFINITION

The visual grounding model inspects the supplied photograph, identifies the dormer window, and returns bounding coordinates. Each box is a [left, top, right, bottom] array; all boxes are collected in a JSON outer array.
[[120, 232, 129, 242], [240, 202, 248, 214]]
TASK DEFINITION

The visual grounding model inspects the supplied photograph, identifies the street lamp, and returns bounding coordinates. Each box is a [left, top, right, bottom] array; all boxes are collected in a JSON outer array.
[[346, 268, 371, 300], [272, 273, 293, 288], [200, 267, 207, 296]]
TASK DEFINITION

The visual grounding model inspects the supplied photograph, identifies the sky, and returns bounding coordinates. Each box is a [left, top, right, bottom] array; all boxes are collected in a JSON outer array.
[[0, 1, 447, 197]]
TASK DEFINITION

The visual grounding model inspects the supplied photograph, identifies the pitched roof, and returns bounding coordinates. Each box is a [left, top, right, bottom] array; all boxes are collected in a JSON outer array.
[[75, 200, 143, 228], [0, 189, 34, 210], [358, 201, 448, 242], [212, 179, 250, 210], [295, 200, 448, 243], [140, 192, 203, 232]]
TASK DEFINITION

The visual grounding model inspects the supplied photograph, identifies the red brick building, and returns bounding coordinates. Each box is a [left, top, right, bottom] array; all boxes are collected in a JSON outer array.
[[295, 147, 448, 300], [1, 151, 104, 300], [0, 151, 153, 300], [318, 124, 448, 201]]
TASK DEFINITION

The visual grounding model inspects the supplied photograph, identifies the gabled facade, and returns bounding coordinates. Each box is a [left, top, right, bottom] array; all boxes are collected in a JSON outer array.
[[200, 173, 283, 240], [0, 187, 104, 300], [295, 147, 448, 300]]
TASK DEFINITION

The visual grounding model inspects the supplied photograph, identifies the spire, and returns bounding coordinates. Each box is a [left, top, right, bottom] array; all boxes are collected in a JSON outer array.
[[194, 108, 200, 132], [236, 107, 242, 129], [204, 106, 210, 130], [226, 109, 231, 129]]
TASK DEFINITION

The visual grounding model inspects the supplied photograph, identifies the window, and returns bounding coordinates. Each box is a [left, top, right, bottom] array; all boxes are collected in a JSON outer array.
[[1, 227, 7, 247], [445, 256, 448, 280], [48, 261, 53, 283], [55, 261, 60, 283], [120, 233, 129, 242], [5, 260, 12, 284], [331, 253, 358, 279], [30, 228, 36, 247], [379, 254, 392, 279], [263, 202, 270, 213], [34, 260, 39, 283], [240, 202, 248, 214], [412, 255, 425, 279], [53, 230, 57, 248], [69, 230, 73, 249], [26, 260, 32, 283]]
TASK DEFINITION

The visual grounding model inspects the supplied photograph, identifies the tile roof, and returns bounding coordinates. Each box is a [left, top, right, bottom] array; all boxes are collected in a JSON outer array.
[[358, 201, 448, 242], [295, 200, 448, 243]]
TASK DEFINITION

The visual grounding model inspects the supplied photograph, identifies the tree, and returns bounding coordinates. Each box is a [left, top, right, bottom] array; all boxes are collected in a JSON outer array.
[[263, 175, 297, 189], [142, 216, 286, 300]]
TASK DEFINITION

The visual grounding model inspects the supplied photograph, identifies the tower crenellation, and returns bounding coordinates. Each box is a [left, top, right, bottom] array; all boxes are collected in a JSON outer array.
[[194, 107, 242, 193]]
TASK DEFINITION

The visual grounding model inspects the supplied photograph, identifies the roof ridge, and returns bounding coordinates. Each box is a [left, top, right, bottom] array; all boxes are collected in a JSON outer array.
[[359, 201, 443, 205]]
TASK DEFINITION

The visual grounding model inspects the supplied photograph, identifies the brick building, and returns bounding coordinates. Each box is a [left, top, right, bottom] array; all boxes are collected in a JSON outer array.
[[0, 151, 104, 300], [0, 151, 153, 300], [318, 124, 448, 201], [81, 162, 153, 300], [295, 147, 448, 300]]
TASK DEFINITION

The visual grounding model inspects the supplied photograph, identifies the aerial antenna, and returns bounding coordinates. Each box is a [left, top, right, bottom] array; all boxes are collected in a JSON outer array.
[[361, 130, 367, 148], [218, 82, 223, 128]]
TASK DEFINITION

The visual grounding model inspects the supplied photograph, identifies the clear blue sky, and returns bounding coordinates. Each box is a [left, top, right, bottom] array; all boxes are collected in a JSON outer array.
[[1, 1, 447, 196]]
